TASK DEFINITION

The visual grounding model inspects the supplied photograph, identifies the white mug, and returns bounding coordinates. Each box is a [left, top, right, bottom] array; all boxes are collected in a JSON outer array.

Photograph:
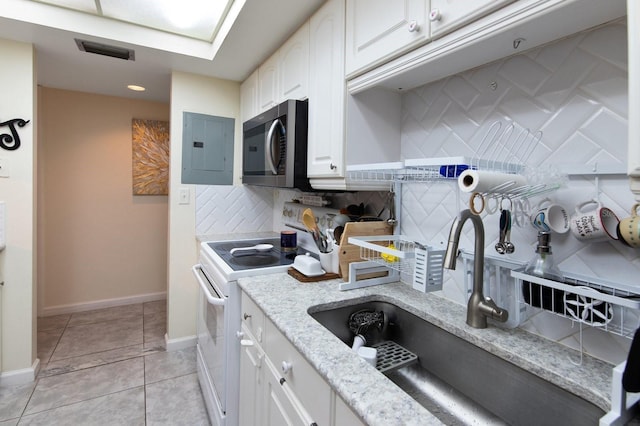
[[530, 198, 570, 234], [570, 200, 619, 242]]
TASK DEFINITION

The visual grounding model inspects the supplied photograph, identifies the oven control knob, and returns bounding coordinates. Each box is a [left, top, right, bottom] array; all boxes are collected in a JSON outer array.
[[281, 361, 293, 374]]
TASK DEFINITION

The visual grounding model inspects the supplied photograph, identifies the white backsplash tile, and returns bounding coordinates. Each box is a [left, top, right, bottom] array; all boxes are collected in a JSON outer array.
[[195, 185, 274, 235], [400, 19, 637, 364]]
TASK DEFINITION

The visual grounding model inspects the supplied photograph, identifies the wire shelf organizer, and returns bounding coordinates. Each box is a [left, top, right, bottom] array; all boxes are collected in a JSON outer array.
[[345, 120, 569, 221], [341, 235, 445, 293]]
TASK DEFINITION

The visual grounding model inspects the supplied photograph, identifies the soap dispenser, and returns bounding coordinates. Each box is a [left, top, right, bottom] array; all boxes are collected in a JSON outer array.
[[522, 231, 565, 313]]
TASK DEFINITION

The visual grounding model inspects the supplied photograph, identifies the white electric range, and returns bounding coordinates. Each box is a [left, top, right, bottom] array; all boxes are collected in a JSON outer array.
[[191, 203, 342, 425]]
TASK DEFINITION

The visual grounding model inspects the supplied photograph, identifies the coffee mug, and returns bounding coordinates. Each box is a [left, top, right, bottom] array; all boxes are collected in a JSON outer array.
[[617, 203, 640, 248], [531, 198, 570, 234], [569, 200, 619, 242]]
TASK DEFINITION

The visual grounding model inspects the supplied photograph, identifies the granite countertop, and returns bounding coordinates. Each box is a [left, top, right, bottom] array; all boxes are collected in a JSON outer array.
[[238, 273, 614, 426]]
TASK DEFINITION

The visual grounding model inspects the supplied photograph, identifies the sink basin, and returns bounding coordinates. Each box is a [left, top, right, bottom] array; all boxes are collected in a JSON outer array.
[[308, 299, 604, 426]]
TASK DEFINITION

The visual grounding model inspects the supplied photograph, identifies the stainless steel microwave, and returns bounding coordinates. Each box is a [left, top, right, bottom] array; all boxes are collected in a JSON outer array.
[[242, 99, 311, 191]]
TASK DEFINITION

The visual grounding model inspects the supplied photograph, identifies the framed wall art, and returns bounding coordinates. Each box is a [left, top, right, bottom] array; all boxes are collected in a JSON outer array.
[[132, 118, 169, 195]]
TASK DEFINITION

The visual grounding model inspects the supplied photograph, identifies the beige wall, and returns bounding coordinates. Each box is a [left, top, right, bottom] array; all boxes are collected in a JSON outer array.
[[167, 72, 240, 345], [39, 88, 169, 313], [0, 39, 37, 376]]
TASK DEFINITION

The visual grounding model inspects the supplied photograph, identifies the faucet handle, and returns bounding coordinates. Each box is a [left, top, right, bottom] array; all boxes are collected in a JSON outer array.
[[479, 297, 509, 323]]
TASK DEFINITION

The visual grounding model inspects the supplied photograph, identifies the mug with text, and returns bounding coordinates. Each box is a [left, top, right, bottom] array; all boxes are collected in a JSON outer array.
[[569, 200, 619, 242]]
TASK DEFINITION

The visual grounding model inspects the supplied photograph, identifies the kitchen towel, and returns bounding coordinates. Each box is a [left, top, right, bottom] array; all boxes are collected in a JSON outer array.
[[623, 327, 640, 392], [458, 170, 527, 193]]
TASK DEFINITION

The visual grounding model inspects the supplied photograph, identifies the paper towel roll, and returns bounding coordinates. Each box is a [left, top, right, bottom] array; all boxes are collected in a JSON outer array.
[[458, 170, 527, 193]]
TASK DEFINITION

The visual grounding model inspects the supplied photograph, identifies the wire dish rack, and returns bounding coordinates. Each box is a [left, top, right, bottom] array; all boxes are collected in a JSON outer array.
[[347, 235, 445, 293], [511, 269, 640, 338]]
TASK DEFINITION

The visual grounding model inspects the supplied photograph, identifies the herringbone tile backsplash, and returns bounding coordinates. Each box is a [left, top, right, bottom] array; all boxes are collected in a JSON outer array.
[[401, 18, 635, 363]]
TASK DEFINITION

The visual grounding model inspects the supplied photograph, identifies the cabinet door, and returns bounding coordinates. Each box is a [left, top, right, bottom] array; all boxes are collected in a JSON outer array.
[[258, 54, 279, 113], [279, 22, 310, 101], [429, 0, 514, 38], [308, 0, 346, 178], [241, 70, 259, 122], [345, 0, 430, 76], [262, 359, 312, 426], [238, 325, 263, 426]]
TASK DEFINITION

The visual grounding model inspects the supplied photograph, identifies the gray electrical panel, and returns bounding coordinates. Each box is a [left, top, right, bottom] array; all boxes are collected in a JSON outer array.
[[181, 111, 234, 185]]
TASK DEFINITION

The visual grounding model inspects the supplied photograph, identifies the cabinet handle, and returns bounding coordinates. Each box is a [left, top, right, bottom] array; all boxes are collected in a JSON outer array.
[[243, 313, 252, 320], [408, 20, 420, 32], [236, 331, 244, 339], [330, 163, 337, 170], [281, 361, 293, 374], [429, 8, 442, 22], [240, 339, 254, 347]]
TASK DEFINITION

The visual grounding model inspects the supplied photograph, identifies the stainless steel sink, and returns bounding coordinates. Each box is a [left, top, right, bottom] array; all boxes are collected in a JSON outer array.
[[308, 299, 604, 426]]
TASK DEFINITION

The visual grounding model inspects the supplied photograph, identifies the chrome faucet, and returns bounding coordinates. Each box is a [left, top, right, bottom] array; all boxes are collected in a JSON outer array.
[[443, 209, 509, 328]]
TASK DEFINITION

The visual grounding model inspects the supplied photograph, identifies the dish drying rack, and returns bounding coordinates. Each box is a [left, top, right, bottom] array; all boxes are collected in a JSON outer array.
[[339, 235, 445, 292], [346, 120, 566, 207]]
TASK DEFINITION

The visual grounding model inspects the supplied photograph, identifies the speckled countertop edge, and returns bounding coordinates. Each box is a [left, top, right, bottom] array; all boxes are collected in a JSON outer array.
[[238, 273, 613, 425]]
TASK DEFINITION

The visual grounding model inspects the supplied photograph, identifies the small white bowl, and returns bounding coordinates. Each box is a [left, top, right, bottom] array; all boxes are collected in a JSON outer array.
[[292, 253, 325, 277]]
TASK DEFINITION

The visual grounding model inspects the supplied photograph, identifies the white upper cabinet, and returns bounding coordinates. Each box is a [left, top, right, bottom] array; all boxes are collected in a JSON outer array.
[[279, 21, 309, 101], [429, 0, 515, 38], [240, 69, 259, 123], [241, 22, 309, 120], [345, 0, 430, 77], [258, 54, 279, 112], [307, 0, 346, 178]]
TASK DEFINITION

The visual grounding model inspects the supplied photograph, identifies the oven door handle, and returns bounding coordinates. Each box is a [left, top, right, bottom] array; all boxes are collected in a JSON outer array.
[[192, 264, 226, 306]]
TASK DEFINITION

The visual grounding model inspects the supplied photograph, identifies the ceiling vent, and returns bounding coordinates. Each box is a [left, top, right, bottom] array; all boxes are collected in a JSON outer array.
[[75, 39, 135, 61]]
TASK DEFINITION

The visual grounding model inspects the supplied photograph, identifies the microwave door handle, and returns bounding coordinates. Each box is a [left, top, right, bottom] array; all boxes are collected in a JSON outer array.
[[191, 264, 225, 306], [266, 119, 282, 175]]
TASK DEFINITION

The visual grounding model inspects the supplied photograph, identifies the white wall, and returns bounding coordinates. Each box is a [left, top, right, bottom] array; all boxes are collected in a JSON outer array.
[[400, 19, 635, 364], [167, 72, 240, 346], [38, 88, 169, 315], [0, 39, 37, 382]]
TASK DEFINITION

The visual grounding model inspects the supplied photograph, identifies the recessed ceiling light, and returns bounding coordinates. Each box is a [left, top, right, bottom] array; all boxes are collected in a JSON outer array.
[[127, 85, 146, 92]]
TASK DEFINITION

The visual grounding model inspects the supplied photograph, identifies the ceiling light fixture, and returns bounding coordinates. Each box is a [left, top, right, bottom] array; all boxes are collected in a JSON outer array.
[[161, 0, 215, 29], [127, 85, 146, 92]]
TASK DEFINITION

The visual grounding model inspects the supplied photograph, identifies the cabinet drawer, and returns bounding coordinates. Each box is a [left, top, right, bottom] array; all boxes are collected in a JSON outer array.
[[241, 291, 265, 343], [264, 319, 331, 426]]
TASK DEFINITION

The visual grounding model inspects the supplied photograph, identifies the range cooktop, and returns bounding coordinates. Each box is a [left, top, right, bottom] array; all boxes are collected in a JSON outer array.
[[206, 238, 305, 271]]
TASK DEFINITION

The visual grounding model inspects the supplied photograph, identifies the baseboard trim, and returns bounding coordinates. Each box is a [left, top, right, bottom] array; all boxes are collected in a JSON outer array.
[[165, 333, 196, 352], [40, 292, 167, 317], [0, 358, 40, 387]]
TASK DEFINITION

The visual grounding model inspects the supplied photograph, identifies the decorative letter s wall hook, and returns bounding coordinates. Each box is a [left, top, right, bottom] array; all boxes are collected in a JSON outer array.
[[1, 118, 31, 151]]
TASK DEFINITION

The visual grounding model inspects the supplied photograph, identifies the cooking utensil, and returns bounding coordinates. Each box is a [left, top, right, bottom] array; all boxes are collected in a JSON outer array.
[[303, 208, 329, 252], [505, 211, 515, 254], [334, 225, 344, 245], [495, 210, 508, 254], [302, 208, 320, 233], [387, 190, 397, 227], [229, 243, 274, 256]]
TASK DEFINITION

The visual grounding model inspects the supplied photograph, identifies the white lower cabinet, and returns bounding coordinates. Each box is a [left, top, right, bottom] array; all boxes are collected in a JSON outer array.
[[239, 291, 365, 426]]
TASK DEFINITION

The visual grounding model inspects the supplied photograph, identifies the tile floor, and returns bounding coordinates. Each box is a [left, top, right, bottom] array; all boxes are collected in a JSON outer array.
[[0, 300, 211, 425]]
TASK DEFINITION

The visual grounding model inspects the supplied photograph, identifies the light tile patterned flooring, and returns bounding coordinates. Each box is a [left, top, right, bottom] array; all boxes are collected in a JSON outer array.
[[0, 301, 210, 425]]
